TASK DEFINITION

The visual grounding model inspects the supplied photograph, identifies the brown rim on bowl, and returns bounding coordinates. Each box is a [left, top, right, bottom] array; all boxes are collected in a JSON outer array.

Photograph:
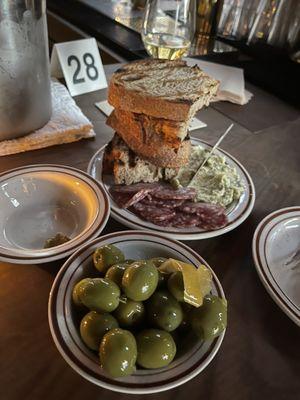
[[49, 231, 225, 392], [0, 164, 110, 263], [253, 207, 300, 323]]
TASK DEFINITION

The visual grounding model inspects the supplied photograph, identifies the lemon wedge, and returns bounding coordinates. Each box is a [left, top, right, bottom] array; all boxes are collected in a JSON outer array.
[[159, 258, 212, 307]]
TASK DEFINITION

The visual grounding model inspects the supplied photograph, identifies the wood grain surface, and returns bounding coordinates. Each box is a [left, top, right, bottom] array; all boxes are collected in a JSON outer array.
[[0, 64, 299, 400]]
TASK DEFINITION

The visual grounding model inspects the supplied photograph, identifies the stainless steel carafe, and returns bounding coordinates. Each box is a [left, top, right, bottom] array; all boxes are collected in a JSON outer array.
[[0, 0, 52, 140]]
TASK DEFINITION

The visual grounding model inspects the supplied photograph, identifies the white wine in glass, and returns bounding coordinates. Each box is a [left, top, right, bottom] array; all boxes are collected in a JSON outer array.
[[142, 0, 193, 60]]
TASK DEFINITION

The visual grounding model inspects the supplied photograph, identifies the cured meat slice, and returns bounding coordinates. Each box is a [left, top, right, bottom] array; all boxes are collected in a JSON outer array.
[[197, 213, 228, 230], [170, 213, 200, 227], [132, 202, 176, 222], [110, 183, 161, 208], [111, 191, 149, 208], [179, 202, 225, 216], [152, 187, 196, 201], [179, 202, 228, 229], [140, 196, 184, 209]]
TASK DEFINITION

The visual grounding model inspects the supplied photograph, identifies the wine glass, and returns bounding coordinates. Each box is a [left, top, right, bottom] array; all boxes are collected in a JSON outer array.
[[142, 0, 194, 60]]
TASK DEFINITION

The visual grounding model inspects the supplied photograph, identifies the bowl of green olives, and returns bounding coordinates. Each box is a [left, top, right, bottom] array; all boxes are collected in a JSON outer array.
[[49, 231, 227, 394]]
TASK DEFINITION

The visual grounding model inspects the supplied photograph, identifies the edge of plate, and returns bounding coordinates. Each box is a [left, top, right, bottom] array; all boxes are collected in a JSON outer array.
[[252, 206, 300, 326]]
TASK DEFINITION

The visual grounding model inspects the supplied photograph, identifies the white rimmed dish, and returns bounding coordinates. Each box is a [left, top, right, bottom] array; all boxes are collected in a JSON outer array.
[[0, 164, 110, 264], [48, 230, 226, 394], [87, 137, 255, 240], [252, 207, 300, 326]]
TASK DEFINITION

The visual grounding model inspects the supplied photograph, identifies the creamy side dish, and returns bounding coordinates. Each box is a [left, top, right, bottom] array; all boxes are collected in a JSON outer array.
[[171, 145, 244, 207]]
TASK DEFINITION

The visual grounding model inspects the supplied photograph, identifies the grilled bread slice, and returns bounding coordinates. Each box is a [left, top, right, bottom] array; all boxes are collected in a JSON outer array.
[[107, 110, 191, 168], [103, 134, 178, 185], [108, 59, 219, 122], [108, 108, 187, 148]]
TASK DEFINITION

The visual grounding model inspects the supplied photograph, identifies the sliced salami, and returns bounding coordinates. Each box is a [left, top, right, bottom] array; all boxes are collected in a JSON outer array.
[[179, 202, 225, 216], [132, 202, 176, 222], [140, 196, 184, 209], [110, 183, 162, 208], [152, 187, 197, 201], [197, 213, 228, 230], [170, 212, 200, 227], [111, 190, 150, 208]]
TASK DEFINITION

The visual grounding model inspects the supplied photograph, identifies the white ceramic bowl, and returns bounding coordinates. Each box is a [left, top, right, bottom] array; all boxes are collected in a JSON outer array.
[[252, 206, 300, 326], [0, 165, 110, 264], [48, 231, 226, 394]]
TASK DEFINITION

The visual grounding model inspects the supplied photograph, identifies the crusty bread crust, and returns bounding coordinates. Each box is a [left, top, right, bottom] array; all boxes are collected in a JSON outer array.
[[108, 59, 219, 121], [107, 111, 191, 168], [103, 133, 178, 185]]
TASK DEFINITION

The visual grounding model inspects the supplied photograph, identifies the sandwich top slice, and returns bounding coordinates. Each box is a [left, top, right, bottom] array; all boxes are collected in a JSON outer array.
[[108, 59, 219, 122]]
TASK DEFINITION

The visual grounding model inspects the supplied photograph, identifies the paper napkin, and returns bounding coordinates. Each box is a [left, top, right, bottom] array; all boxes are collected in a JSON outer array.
[[185, 58, 253, 105], [95, 100, 207, 131]]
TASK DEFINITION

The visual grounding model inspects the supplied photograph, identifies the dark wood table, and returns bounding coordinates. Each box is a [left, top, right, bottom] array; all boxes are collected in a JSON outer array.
[[0, 64, 299, 400]]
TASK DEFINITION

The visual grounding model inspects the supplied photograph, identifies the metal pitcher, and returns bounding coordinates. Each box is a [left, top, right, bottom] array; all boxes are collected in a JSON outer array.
[[0, 0, 52, 141]]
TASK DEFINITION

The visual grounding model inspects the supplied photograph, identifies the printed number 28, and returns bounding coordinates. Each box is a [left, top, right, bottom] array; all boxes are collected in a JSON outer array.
[[67, 53, 99, 84]]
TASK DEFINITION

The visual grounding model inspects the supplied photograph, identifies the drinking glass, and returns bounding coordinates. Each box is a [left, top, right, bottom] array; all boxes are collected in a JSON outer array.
[[142, 0, 194, 59]]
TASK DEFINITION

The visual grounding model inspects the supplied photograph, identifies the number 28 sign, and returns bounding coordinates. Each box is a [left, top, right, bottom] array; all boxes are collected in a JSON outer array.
[[50, 38, 107, 96]]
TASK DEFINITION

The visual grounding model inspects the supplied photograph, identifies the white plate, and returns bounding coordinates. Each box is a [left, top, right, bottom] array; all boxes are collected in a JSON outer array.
[[0, 165, 110, 264], [252, 207, 300, 326], [48, 230, 226, 394], [87, 137, 255, 240]]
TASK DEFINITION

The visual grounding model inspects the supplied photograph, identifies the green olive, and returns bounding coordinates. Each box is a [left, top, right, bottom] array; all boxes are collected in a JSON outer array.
[[157, 270, 170, 288], [167, 271, 184, 302], [80, 311, 118, 351], [150, 257, 167, 268], [150, 258, 169, 288], [191, 295, 227, 340], [179, 302, 193, 331], [105, 263, 128, 287], [93, 245, 125, 274], [136, 329, 176, 369], [72, 278, 93, 307], [146, 290, 183, 332], [114, 296, 145, 328], [100, 328, 137, 377], [124, 259, 135, 265], [79, 278, 120, 312], [122, 260, 158, 301]]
